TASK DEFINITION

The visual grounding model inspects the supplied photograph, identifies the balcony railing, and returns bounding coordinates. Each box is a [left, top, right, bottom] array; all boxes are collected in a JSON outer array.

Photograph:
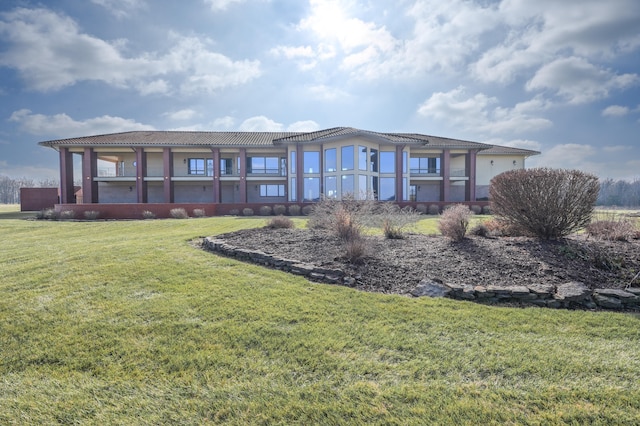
[[410, 168, 440, 176]]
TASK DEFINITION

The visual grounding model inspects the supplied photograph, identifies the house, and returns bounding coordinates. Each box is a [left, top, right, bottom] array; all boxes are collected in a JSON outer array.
[[38, 127, 539, 218]]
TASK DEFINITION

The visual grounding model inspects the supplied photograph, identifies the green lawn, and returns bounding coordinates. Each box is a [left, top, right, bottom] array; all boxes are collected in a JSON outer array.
[[1, 215, 639, 424]]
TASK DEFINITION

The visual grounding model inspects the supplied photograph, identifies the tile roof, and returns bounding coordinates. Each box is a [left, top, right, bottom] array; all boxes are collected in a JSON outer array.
[[38, 127, 498, 151], [478, 145, 541, 156]]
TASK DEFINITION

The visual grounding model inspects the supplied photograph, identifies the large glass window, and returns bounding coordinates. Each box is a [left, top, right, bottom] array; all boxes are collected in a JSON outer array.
[[188, 158, 205, 175], [358, 174, 367, 199], [359, 146, 367, 171], [248, 156, 281, 174], [370, 176, 378, 200], [325, 176, 337, 198], [380, 151, 395, 174], [370, 148, 378, 172], [290, 177, 297, 201], [379, 177, 396, 201], [341, 174, 354, 196], [220, 158, 233, 175], [260, 184, 285, 197], [207, 159, 213, 176], [403, 151, 408, 174], [341, 145, 354, 171], [324, 148, 337, 172], [304, 152, 320, 173], [303, 177, 320, 201], [403, 177, 408, 201], [290, 151, 296, 174], [409, 157, 440, 174]]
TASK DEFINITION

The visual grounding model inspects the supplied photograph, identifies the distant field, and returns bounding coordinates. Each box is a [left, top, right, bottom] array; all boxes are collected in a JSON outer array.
[[0, 216, 639, 424]]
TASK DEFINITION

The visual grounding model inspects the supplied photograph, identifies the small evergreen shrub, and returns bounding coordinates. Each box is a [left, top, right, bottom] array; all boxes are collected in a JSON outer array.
[[37, 208, 58, 220], [59, 210, 75, 220], [273, 204, 287, 215], [482, 205, 492, 215], [83, 210, 100, 220], [259, 205, 273, 216], [415, 204, 427, 214], [490, 168, 599, 239], [242, 208, 254, 216], [301, 205, 313, 216], [428, 204, 440, 215], [193, 208, 206, 218], [170, 208, 189, 219], [288, 205, 301, 216], [228, 209, 240, 216], [142, 210, 156, 219], [438, 204, 472, 241], [265, 215, 295, 229], [470, 205, 482, 214], [470, 223, 489, 237]]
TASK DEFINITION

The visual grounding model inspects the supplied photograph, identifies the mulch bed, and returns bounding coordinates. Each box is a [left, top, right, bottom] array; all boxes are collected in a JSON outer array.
[[212, 227, 640, 295]]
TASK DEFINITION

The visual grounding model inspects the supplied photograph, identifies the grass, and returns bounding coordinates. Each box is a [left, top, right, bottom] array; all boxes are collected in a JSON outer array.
[[0, 213, 640, 424]]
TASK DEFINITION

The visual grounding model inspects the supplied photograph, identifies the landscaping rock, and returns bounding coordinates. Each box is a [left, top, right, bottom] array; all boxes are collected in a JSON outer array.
[[555, 282, 591, 302], [411, 279, 452, 298], [593, 294, 623, 309]]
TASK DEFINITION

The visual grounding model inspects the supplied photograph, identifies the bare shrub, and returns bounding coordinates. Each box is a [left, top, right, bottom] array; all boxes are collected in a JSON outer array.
[[344, 235, 368, 264], [192, 208, 206, 218], [259, 205, 272, 216], [428, 204, 440, 215], [415, 204, 427, 214], [586, 215, 637, 241], [482, 205, 492, 215], [142, 210, 156, 219], [170, 208, 189, 219], [376, 204, 421, 239], [288, 205, 301, 216], [265, 215, 295, 229], [242, 208, 254, 216], [273, 204, 286, 215], [59, 210, 75, 220], [490, 168, 599, 240], [438, 204, 472, 241], [470, 223, 489, 237], [301, 205, 313, 216], [470, 205, 482, 214], [83, 210, 100, 220], [482, 218, 530, 237]]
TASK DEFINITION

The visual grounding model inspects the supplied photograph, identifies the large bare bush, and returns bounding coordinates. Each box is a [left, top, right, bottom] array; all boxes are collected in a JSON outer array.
[[490, 168, 599, 240]]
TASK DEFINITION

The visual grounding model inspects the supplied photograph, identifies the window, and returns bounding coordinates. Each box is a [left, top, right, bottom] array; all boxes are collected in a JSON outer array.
[[325, 176, 337, 198], [403, 151, 408, 174], [188, 158, 205, 175], [303, 177, 320, 201], [260, 184, 285, 197], [220, 158, 233, 175], [379, 177, 396, 201], [325, 148, 337, 172], [341, 145, 354, 171], [290, 151, 296, 174], [290, 177, 297, 201], [370, 148, 378, 172], [409, 157, 440, 174], [248, 157, 281, 174], [304, 152, 320, 173], [370, 176, 378, 200], [341, 174, 354, 197], [359, 146, 367, 171], [380, 151, 395, 174], [358, 174, 367, 199], [207, 159, 213, 176]]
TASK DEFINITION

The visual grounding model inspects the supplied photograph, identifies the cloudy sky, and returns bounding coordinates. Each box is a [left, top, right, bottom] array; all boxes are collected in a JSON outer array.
[[1, 0, 639, 181]]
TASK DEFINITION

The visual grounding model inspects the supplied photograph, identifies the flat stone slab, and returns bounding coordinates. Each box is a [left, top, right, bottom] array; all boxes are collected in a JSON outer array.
[[411, 279, 452, 298], [555, 282, 591, 301], [593, 288, 636, 299]]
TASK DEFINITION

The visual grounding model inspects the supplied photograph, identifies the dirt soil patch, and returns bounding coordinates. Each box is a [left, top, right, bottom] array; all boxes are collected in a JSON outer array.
[[213, 228, 640, 295]]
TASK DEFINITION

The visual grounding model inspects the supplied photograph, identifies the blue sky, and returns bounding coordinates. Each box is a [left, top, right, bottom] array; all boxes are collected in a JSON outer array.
[[1, 0, 639, 181]]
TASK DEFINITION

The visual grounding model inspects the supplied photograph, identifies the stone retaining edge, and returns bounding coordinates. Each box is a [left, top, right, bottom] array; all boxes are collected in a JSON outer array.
[[203, 237, 640, 311]]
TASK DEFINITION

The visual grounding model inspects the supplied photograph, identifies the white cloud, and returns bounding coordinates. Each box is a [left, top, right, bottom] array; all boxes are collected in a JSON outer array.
[[211, 116, 236, 129], [9, 109, 154, 138], [526, 57, 639, 104], [0, 8, 261, 95], [164, 109, 199, 121], [308, 84, 350, 101], [602, 105, 630, 117], [239, 116, 284, 131], [90, 0, 146, 19], [286, 121, 320, 132], [417, 87, 552, 135], [203, 0, 247, 11], [529, 143, 598, 171], [602, 145, 632, 153]]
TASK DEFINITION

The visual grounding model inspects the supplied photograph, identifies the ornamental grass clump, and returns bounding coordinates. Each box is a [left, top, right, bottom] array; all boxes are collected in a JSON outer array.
[[170, 208, 189, 219], [586, 215, 637, 241], [265, 215, 295, 229], [438, 204, 473, 241], [490, 168, 599, 240]]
